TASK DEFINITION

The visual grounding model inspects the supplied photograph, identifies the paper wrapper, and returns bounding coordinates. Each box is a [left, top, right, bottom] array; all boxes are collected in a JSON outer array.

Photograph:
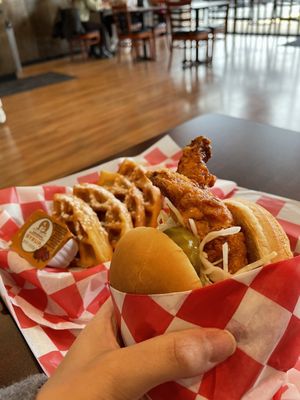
[[108, 169, 300, 400], [0, 135, 299, 398], [0, 205, 110, 374], [110, 255, 300, 400]]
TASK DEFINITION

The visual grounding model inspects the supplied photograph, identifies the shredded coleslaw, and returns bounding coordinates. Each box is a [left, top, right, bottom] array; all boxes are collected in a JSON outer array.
[[157, 198, 277, 284]]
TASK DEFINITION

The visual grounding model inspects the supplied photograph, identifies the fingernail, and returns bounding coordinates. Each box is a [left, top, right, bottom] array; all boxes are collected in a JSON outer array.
[[206, 330, 236, 363]]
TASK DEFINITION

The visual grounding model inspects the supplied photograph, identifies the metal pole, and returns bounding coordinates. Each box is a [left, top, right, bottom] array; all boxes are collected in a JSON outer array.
[[0, 99, 6, 124], [5, 20, 23, 78]]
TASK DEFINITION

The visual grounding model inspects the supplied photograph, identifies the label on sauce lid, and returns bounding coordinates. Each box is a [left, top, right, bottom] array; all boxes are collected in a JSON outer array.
[[11, 210, 74, 269]]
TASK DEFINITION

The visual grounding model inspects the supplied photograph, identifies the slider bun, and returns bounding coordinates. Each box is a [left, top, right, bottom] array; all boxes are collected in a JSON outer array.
[[109, 227, 202, 294], [224, 199, 293, 263]]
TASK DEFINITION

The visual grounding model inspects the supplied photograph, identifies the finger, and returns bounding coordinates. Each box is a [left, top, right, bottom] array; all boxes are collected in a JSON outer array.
[[100, 328, 236, 400], [61, 298, 119, 372], [81, 297, 120, 353]]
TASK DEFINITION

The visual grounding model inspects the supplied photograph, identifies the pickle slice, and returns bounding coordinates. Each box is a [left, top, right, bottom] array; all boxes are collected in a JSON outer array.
[[164, 227, 200, 272]]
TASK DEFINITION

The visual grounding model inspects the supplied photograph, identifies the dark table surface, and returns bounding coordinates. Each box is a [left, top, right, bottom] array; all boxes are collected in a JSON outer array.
[[1, 113, 299, 388], [90, 113, 300, 201], [169, 113, 300, 201]]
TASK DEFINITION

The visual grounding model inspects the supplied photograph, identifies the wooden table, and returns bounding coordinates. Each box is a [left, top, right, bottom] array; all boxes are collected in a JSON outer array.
[[1, 113, 299, 387]]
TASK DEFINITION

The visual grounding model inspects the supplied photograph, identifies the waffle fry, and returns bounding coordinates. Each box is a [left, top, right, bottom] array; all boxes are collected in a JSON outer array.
[[98, 171, 146, 227], [73, 183, 133, 249], [118, 159, 162, 227], [52, 194, 112, 268]]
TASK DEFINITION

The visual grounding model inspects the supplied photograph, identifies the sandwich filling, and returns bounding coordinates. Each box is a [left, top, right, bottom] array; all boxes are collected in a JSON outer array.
[[148, 136, 280, 283], [158, 204, 277, 285]]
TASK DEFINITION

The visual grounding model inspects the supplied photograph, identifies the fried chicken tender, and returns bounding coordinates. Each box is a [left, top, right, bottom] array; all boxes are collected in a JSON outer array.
[[148, 169, 248, 273], [148, 169, 232, 236], [177, 136, 216, 188], [204, 233, 248, 274]]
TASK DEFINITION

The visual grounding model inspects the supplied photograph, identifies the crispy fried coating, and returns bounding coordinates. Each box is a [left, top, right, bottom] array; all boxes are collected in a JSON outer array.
[[204, 233, 248, 274], [148, 169, 233, 237], [148, 169, 248, 272], [177, 136, 216, 188]]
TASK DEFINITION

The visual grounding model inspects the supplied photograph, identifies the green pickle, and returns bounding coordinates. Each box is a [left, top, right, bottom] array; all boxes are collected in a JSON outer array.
[[164, 227, 200, 274]]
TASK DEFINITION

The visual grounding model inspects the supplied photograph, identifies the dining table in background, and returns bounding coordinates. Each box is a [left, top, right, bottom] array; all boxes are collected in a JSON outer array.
[[100, 0, 230, 62], [191, 0, 230, 32], [128, 4, 165, 60], [191, 0, 229, 65], [1, 113, 300, 388], [165, 0, 230, 67], [101, 4, 164, 60]]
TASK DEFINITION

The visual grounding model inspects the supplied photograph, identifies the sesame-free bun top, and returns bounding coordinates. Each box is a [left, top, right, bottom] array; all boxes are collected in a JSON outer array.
[[109, 227, 202, 294], [224, 199, 293, 263]]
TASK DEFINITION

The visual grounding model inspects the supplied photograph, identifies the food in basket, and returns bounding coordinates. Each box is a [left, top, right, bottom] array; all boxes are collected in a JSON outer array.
[[149, 168, 248, 274], [9, 158, 163, 269], [109, 199, 292, 292], [47, 238, 79, 268], [73, 183, 133, 249], [224, 198, 292, 265], [110, 227, 202, 293], [10, 209, 78, 269], [98, 170, 146, 227], [53, 193, 112, 267], [177, 135, 216, 188], [118, 159, 162, 227], [110, 136, 293, 293]]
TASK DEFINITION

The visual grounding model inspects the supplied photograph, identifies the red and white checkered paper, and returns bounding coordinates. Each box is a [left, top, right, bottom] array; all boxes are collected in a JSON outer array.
[[0, 135, 300, 399], [110, 255, 300, 400]]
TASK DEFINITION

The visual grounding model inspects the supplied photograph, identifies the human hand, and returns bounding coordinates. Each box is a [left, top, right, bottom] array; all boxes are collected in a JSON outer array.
[[37, 298, 236, 400]]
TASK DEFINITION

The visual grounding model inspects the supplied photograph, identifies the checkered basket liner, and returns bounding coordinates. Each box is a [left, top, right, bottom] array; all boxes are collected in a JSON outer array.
[[0, 135, 299, 399], [110, 255, 300, 400]]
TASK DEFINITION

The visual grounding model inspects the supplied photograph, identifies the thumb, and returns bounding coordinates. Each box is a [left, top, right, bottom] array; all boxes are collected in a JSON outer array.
[[103, 328, 236, 400]]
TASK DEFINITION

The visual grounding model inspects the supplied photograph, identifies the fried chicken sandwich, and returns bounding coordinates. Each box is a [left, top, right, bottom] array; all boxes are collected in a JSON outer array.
[[110, 137, 293, 294]]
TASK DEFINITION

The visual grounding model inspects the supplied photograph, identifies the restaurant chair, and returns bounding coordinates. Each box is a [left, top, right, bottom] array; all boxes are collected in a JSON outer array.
[[166, 0, 212, 68], [53, 7, 101, 61], [112, 3, 156, 61], [69, 31, 101, 60], [148, 0, 169, 47], [203, 3, 229, 55], [206, 4, 229, 36]]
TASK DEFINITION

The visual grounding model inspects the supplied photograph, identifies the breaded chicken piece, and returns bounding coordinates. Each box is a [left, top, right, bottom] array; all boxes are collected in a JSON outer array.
[[148, 169, 233, 237], [148, 169, 248, 273], [177, 136, 216, 188], [204, 233, 248, 274]]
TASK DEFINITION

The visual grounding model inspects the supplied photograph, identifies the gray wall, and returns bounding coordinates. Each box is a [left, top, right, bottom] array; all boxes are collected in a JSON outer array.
[[0, 0, 70, 77]]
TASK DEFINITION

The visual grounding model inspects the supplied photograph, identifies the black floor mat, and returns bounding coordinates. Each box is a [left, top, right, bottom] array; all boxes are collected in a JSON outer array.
[[0, 72, 74, 97]]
